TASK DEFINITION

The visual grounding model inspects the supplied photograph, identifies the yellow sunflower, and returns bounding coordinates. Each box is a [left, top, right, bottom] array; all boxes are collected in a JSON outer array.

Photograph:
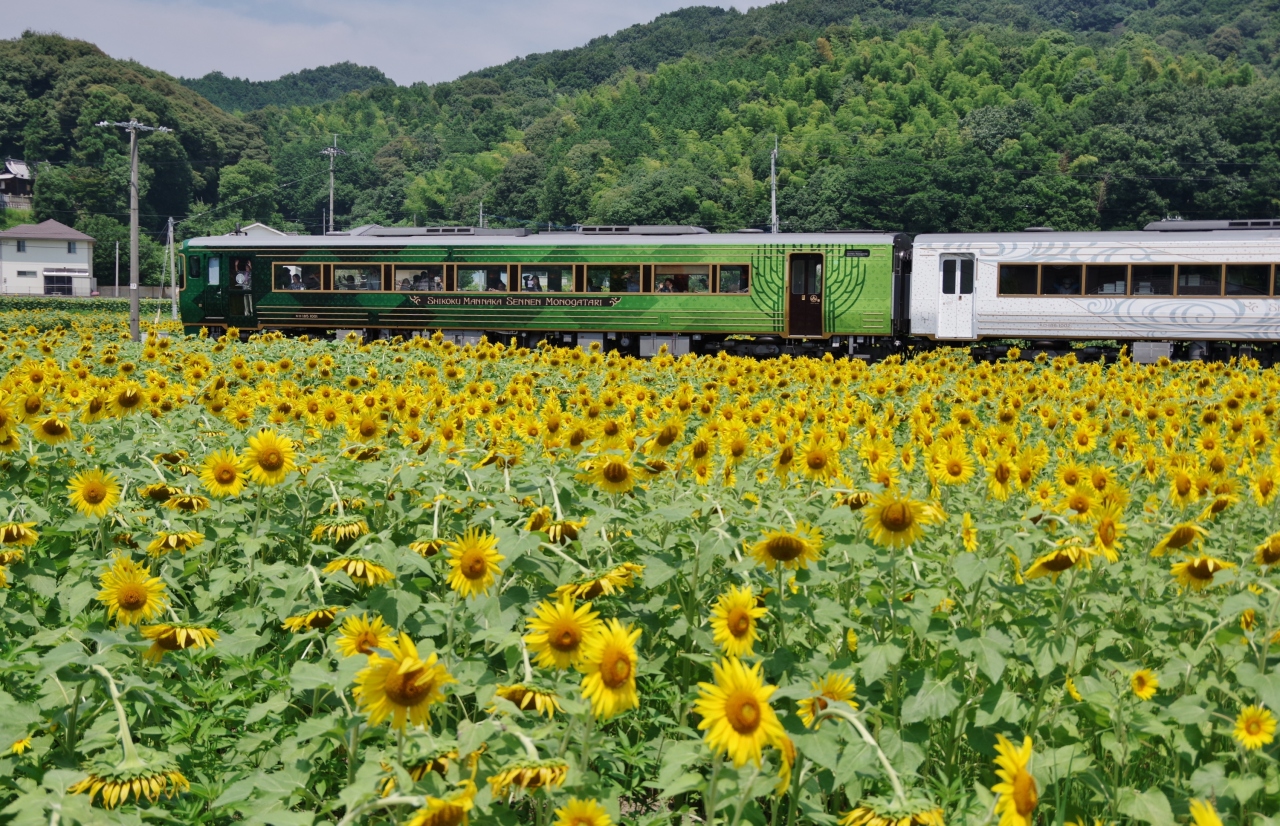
[[445, 527, 504, 598], [0, 521, 38, 547], [30, 414, 74, 446], [749, 522, 823, 570], [492, 683, 562, 718], [282, 606, 339, 632], [96, 555, 169, 625], [863, 491, 939, 549], [797, 672, 858, 729], [334, 613, 396, 658], [1188, 800, 1222, 826], [242, 428, 297, 486], [708, 585, 767, 657], [323, 556, 395, 588], [694, 657, 786, 768], [353, 632, 454, 730], [1170, 554, 1235, 591], [1024, 537, 1095, 582], [404, 781, 476, 826], [1233, 704, 1276, 750], [839, 799, 946, 826], [1254, 531, 1280, 567], [1150, 522, 1208, 557], [578, 619, 641, 719], [553, 562, 644, 600], [199, 449, 248, 498], [524, 596, 602, 669], [991, 734, 1037, 826], [145, 531, 205, 558], [583, 454, 636, 494], [488, 759, 569, 798], [553, 798, 613, 826], [1130, 668, 1158, 700], [140, 623, 218, 662], [67, 469, 122, 519]]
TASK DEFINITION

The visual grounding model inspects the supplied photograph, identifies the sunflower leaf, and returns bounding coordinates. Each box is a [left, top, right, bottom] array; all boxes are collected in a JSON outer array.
[[900, 674, 961, 724], [1116, 787, 1175, 825]]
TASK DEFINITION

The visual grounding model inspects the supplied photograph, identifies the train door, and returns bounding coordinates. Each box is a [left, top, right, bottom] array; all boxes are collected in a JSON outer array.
[[202, 255, 227, 326], [788, 254, 824, 337], [227, 256, 256, 328], [937, 255, 975, 340]]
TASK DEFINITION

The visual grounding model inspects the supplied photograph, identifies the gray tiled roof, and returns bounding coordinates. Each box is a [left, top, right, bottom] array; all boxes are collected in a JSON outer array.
[[0, 219, 95, 242]]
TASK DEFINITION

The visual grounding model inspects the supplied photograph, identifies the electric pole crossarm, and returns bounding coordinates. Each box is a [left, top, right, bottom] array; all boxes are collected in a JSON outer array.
[[320, 135, 347, 234]]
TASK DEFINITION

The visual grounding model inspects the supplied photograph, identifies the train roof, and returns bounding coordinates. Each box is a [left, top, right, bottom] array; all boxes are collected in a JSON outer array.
[[917, 221, 1280, 246], [184, 229, 905, 249]]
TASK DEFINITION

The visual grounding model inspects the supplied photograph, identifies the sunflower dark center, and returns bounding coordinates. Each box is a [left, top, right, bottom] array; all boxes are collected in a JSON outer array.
[[807, 451, 827, 471], [550, 624, 580, 652], [216, 466, 237, 484], [880, 503, 913, 532], [1012, 770, 1038, 816], [764, 534, 805, 561], [384, 665, 432, 707], [258, 449, 284, 472], [461, 550, 488, 580], [602, 462, 630, 484], [601, 651, 632, 688], [117, 390, 140, 409], [657, 426, 678, 446], [727, 607, 752, 637], [727, 691, 762, 735], [82, 481, 107, 505], [42, 419, 67, 436], [117, 583, 148, 611], [1168, 526, 1197, 548]]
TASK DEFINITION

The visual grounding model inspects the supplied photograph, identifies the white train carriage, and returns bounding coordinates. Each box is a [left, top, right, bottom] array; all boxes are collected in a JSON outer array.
[[909, 220, 1280, 359]]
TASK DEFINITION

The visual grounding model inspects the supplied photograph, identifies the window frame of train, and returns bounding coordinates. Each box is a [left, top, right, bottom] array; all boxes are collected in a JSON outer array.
[[998, 263, 1279, 297], [517, 265, 576, 293], [272, 263, 326, 292], [456, 265, 513, 293]]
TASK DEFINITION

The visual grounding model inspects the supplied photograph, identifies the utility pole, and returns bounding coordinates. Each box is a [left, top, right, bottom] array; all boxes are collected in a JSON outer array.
[[479, 200, 484, 228], [114, 241, 119, 297], [97, 119, 172, 341], [167, 217, 177, 320], [770, 136, 779, 234], [320, 135, 346, 234]]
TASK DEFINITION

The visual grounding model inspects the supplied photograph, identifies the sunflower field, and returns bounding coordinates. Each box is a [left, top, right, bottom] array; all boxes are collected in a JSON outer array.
[[1, 319, 1278, 826]]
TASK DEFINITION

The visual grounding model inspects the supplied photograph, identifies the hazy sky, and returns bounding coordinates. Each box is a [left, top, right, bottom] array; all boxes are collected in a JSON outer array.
[[4, 0, 746, 84]]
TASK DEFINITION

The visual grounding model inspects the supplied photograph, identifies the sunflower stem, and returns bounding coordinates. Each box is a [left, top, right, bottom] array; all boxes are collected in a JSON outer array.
[[346, 721, 360, 788], [818, 704, 906, 807], [783, 754, 803, 826], [519, 638, 534, 683], [704, 751, 723, 826], [578, 711, 594, 777], [89, 664, 143, 769], [775, 563, 787, 648]]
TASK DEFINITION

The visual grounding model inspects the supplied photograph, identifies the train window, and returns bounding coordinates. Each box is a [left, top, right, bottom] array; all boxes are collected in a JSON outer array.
[[587, 266, 640, 293], [1040, 264, 1082, 295], [334, 265, 381, 291], [1085, 265, 1128, 295], [998, 265, 1037, 295], [655, 265, 710, 294], [207, 257, 220, 286], [1225, 264, 1270, 296], [718, 265, 749, 293], [275, 264, 322, 291], [790, 258, 822, 295], [519, 266, 574, 293], [1130, 265, 1173, 296], [959, 259, 974, 294], [941, 260, 956, 294], [394, 265, 445, 292], [458, 266, 508, 292], [1177, 264, 1221, 296]]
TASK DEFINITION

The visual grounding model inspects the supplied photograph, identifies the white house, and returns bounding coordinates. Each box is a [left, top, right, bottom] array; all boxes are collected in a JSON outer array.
[[0, 219, 95, 296]]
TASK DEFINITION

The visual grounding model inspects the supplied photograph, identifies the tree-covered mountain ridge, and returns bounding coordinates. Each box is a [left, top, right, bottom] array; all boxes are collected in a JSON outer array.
[[245, 15, 1278, 236], [179, 63, 393, 112]]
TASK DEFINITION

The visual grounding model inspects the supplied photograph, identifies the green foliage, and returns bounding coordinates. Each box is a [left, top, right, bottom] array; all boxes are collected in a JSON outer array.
[[0, 30, 269, 233], [179, 62, 393, 112]]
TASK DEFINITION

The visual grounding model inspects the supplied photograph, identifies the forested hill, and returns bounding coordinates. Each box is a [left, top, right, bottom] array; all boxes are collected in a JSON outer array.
[[468, 0, 1280, 92], [179, 63, 393, 112]]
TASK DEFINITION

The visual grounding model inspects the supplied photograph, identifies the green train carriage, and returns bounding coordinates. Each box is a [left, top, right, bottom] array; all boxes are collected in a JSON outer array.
[[179, 225, 909, 357]]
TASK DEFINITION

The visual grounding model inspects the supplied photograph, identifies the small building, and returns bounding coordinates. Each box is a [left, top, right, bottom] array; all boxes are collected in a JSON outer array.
[[226, 222, 294, 238], [0, 219, 95, 296], [0, 159, 32, 210]]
